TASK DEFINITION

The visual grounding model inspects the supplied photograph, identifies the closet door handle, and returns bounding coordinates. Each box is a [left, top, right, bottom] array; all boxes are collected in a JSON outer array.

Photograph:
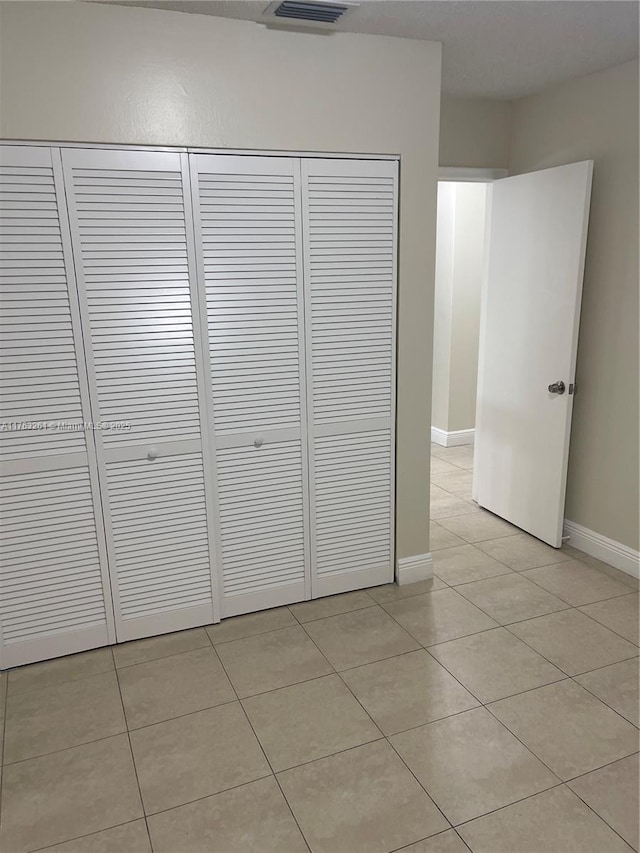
[[147, 447, 159, 461], [254, 437, 264, 449]]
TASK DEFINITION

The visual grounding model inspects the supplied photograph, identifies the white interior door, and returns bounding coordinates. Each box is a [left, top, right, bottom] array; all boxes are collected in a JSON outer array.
[[0, 145, 115, 668], [474, 161, 593, 546], [190, 153, 310, 617], [302, 158, 397, 596], [63, 148, 218, 641]]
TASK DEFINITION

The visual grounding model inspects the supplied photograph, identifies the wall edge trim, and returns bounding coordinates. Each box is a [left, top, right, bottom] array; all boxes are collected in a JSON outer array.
[[431, 426, 475, 447], [563, 519, 639, 579], [396, 552, 433, 585]]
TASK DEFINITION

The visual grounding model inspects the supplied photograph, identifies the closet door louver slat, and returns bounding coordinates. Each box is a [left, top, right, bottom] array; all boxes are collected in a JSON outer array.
[[190, 154, 310, 616], [302, 158, 397, 597], [63, 148, 218, 641], [0, 146, 114, 668]]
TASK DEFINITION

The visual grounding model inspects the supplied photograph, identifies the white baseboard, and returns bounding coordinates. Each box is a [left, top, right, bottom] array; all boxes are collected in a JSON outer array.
[[431, 427, 475, 448], [396, 553, 433, 585], [563, 519, 639, 580]]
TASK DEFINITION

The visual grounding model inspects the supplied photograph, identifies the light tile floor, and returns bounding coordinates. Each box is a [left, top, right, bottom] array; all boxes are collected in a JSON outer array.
[[0, 443, 638, 853]]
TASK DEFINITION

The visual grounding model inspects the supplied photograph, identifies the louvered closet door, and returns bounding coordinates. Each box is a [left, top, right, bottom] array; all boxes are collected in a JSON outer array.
[[62, 148, 218, 642], [302, 158, 398, 597], [190, 154, 310, 617], [0, 145, 114, 668]]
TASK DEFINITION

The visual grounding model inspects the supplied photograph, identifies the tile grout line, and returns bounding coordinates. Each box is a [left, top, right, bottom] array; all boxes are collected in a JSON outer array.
[[297, 617, 458, 843], [574, 597, 640, 646], [483, 697, 639, 784], [452, 773, 640, 851], [1, 599, 635, 848], [1, 599, 634, 764], [566, 778, 640, 852], [451, 780, 567, 829], [440, 549, 637, 609], [379, 603, 574, 783], [111, 646, 154, 853], [380, 571, 640, 795], [409, 529, 640, 686], [24, 820, 150, 853], [0, 671, 7, 843], [433, 483, 638, 592], [4, 658, 116, 699], [1, 458, 636, 848], [204, 630, 314, 853]]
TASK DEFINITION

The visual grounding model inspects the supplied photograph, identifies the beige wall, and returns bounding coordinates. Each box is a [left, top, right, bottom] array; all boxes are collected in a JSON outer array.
[[509, 59, 639, 550], [432, 184, 455, 431], [439, 97, 511, 168], [448, 183, 487, 432], [432, 183, 487, 434], [0, 0, 442, 561]]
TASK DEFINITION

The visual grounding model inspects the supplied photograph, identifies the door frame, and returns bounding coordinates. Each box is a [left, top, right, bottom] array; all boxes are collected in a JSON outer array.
[[438, 167, 508, 182]]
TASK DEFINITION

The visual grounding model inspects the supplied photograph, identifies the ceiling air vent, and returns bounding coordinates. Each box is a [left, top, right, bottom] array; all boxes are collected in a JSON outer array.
[[263, 0, 359, 28]]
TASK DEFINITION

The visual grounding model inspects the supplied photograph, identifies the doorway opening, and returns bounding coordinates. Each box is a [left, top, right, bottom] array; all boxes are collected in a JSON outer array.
[[431, 163, 593, 548], [431, 175, 493, 527]]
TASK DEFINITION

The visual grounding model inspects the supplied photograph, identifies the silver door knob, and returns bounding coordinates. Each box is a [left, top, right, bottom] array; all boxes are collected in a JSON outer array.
[[147, 447, 158, 460], [254, 437, 264, 448], [548, 381, 566, 395]]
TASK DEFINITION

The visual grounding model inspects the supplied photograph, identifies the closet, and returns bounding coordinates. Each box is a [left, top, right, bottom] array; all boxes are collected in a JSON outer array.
[[0, 143, 398, 669]]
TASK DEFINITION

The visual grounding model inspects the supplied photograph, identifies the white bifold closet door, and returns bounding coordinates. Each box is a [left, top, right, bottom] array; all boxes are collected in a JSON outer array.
[[190, 154, 311, 616], [62, 148, 218, 641], [0, 145, 114, 668], [301, 158, 397, 597]]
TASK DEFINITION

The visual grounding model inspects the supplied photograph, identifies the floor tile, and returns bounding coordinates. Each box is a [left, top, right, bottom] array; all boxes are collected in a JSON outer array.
[[522, 560, 632, 606], [432, 544, 512, 585], [129, 702, 270, 814], [509, 608, 638, 675], [118, 645, 235, 729], [562, 548, 640, 590], [38, 821, 151, 853], [588, 562, 640, 591], [489, 680, 639, 780], [455, 573, 569, 624], [430, 490, 480, 520], [391, 706, 558, 825], [368, 577, 447, 603], [215, 625, 333, 698], [113, 627, 210, 668], [568, 754, 639, 851], [430, 521, 466, 552], [303, 606, 419, 670], [430, 457, 463, 476], [431, 469, 473, 497], [4, 671, 125, 764], [147, 777, 308, 853], [243, 674, 381, 770], [289, 590, 374, 623], [458, 786, 633, 853], [0, 734, 142, 853], [0, 670, 7, 764], [341, 649, 478, 736], [206, 606, 297, 645], [476, 533, 572, 571], [576, 658, 639, 726], [398, 830, 470, 853], [7, 647, 114, 696], [437, 512, 519, 544], [278, 740, 449, 853], [580, 594, 639, 645], [429, 627, 565, 703], [431, 445, 474, 470], [383, 589, 497, 647]]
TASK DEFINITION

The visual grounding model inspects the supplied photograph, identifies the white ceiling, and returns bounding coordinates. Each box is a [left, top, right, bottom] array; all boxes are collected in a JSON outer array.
[[97, 0, 639, 99]]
